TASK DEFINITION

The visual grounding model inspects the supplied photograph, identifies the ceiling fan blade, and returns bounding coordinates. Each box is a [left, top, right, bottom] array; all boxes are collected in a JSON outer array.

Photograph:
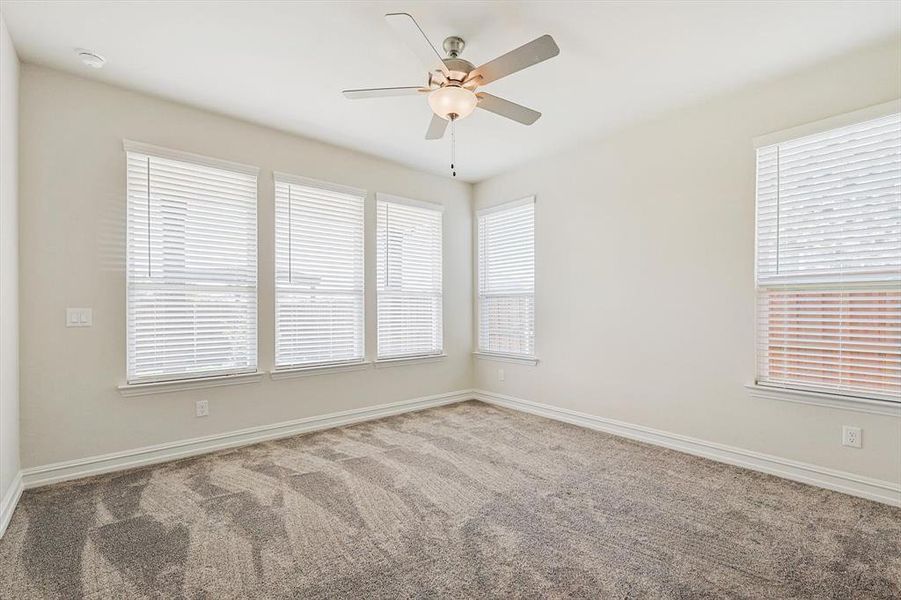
[[425, 113, 449, 140], [342, 86, 428, 99], [466, 35, 559, 86], [385, 13, 450, 76], [476, 93, 541, 125]]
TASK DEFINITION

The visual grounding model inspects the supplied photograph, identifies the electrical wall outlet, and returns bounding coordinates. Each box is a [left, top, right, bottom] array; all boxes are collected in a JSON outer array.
[[195, 400, 209, 417], [66, 308, 93, 327], [842, 426, 862, 448], [498, 368, 505, 382]]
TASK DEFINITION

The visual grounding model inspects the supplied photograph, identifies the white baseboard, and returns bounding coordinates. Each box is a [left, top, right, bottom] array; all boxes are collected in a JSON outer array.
[[0, 471, 24, 538], [18, 387, 900, 509], [475, 389, 901, 507], [22, 389, 475, 490]]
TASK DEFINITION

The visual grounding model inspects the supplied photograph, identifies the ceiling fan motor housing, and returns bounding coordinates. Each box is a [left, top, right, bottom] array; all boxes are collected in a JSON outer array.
[[440, 57, 475, 83]]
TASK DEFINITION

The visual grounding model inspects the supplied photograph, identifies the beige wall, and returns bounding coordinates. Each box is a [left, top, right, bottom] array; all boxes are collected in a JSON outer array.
[[18, 65, 472, 469], [0, 15, 20, 503], [473, 39, 901, 485], [13, 38, 901, 493]]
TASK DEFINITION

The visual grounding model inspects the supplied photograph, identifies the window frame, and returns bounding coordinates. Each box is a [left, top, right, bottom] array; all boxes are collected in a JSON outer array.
[[751, 101, 901, 406], [123, 140, 260, 386], [272, 172, 367, 372], [476, 196, 537, 362], [375, 192, 445, 361]]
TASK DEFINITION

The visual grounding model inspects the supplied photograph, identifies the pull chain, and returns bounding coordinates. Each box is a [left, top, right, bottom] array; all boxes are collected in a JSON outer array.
[[450, 115, 456, 177]]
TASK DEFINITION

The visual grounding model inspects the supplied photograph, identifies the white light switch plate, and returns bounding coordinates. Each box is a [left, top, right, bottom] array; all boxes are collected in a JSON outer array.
[[66, 308, 93, 327]]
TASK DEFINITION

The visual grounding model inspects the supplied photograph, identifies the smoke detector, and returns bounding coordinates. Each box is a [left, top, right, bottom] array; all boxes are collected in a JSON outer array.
[[75, 49, 106, 69]]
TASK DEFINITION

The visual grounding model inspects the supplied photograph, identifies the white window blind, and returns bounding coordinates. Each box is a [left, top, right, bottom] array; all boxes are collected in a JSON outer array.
[[274, 175, 365, 368], [755, 111, 900, 401], [478, 197, 535, 357], [376, 196, 443, 359], [125, 142, 258, 384]]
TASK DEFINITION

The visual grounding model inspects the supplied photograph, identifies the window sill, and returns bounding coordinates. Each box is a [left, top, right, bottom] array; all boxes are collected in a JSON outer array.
[[269, 361, 371, 380], [373, 354, 447, 368], [473, 352, 539, 366], [745, 383, 900, 417], [119, 371, 263, 397]]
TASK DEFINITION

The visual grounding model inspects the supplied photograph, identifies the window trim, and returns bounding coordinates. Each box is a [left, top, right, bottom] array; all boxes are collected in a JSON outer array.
[[272, 172, 366, 370], [476, 195, 537, 360], [118, 371, 263, 397], [375, 192, 445, 360], [473, 352, 539, 366], [477, 195, 535, 216], [752, 99, 900, 149], [272, 171, 366, 197], [269, 360, 371, 380], [377, 192, 446, 213], [751, 104, 901, 404], [745, 384, 900, 416], [123, 140, 259, 176], [373, 353, 447, 368]]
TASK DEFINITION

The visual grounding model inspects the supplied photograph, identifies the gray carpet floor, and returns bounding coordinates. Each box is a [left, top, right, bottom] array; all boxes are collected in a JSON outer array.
[[1, 400, 899, 599]]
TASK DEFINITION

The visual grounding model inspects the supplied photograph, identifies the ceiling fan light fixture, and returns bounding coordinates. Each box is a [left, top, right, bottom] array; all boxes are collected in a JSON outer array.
[[428, 85, 477, 121]]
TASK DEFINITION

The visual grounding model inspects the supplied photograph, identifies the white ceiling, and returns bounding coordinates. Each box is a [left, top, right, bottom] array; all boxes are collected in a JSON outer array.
[[2, 1, 899, 182]]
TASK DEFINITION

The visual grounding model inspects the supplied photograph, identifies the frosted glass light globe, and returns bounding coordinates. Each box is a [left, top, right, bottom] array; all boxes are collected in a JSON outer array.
[[428, 86, 477, 120]]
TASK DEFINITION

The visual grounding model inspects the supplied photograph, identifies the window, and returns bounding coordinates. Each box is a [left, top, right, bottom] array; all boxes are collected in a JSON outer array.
[[125, 142, 258, 384], [376, 195, 443, 359], [274, 175, 365, 369], [477, 197, 535, 357], [755, 109, 900, 401]]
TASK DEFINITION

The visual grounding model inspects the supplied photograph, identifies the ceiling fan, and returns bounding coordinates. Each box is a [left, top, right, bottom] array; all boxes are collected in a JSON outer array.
[[342, 13, 560, 141]]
